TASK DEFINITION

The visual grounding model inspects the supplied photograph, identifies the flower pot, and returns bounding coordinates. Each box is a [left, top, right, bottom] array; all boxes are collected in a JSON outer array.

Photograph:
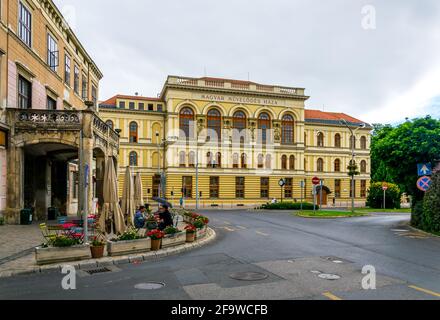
[[186, 232, 196, 243], [35, 245, 91, 266], [107, 238, 151, 257], [90, 245, 105, 259], [162, 232, 186, 248], [150, 239, 162, 251]]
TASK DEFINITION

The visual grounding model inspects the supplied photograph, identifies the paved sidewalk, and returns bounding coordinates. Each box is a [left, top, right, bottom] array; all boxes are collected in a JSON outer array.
[[0, 224, 43, 262]]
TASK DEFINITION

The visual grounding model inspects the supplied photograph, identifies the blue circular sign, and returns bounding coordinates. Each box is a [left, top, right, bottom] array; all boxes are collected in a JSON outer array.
[[417, 176, 432, 192]]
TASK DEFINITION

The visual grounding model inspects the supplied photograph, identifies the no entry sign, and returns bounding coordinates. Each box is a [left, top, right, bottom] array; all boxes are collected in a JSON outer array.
[[312, 177, 321, 185]]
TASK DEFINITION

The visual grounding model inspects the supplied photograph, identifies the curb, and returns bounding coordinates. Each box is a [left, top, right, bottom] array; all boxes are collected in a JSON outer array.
[[294, 213, 370, 219], [405, 222, 440, 238], [0, 228, 217, 279]]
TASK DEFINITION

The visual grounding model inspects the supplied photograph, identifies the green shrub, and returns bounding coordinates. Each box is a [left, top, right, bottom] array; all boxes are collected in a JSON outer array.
[[164, 226, 180, 235], [260, 202, 319, 210], [367, 182, 402, 209], [411, 201, 424, 229], [422, 173, 440, 233], [51, 235, 82, 248]]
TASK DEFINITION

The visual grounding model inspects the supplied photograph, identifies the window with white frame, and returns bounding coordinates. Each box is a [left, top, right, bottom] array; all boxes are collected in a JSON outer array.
[[47, 33, 58, 71], [19, 2, 32, 47], [64, 53, 71, 86]]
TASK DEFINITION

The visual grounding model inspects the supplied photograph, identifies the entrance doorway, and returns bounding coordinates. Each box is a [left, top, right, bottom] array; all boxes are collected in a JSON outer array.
[[316, 186, 332, 206]]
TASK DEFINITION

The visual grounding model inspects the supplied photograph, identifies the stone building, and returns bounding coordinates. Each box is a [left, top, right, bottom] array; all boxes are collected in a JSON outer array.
[[100, 76, 372, 208], [0, 0, 119, 223]]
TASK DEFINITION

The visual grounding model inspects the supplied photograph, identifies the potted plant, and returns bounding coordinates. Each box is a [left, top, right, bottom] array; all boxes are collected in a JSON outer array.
[[148, 229, 165, 251], [194, 216, 209, 239], [185, 224, 197, 243], [107, 228, 151, 256], [162, 226, 186, 248], [35, 233, 91, 265], [90, 234, 106, 259], [145, 213, 159, 230]]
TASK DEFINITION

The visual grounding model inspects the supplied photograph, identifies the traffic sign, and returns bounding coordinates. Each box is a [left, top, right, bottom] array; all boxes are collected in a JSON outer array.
[[417, 176, 432, 192], [382, 186, 388, 191], [312, 177, 320, 185], [418, 163, 432, 177]]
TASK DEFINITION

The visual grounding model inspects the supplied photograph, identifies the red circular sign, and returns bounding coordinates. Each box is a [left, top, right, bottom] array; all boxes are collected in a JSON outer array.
[[312, 177, 321, 185], [382, 186, 388, 191]]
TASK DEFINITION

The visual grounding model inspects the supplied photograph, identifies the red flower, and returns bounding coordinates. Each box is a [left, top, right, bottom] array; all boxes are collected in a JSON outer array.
[[147, 229, 165, 240]]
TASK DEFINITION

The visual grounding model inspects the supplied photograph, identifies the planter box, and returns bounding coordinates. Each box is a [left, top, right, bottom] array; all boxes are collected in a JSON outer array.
[[196, 226, 208, 240], [35, 245, 91, 266], [162, 232, 186, 249], [107, 238, 151, 256]]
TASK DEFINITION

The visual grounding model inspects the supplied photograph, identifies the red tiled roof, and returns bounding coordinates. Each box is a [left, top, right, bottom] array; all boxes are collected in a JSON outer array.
[[100, 94, 162, 106], [305, 109, 366, 124]]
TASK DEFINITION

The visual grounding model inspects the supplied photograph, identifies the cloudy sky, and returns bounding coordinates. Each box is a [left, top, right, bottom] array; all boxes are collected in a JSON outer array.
[[54, 0, 440, 124]]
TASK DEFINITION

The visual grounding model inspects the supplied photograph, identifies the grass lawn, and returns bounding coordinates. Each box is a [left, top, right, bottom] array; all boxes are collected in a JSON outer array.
[[356, 208, 412, 213], [295, 210, 367, 218]]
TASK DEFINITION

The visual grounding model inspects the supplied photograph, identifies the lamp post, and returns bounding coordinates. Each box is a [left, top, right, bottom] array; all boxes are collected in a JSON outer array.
[[340, 120, 366, 213]]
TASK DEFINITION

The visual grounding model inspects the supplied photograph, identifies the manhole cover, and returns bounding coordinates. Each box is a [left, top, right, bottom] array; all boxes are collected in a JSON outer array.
[[318, 274, 341, 280], [229, 272, 268, 281], [134, 282, 165, 290]]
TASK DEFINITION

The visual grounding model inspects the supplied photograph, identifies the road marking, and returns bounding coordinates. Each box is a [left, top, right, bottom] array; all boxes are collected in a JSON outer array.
[[236, 225, 247, 230], [223, 221, 232, 225], [322, 292, 343, 301], [255, 231, 269, 237], [409, 285, 440, 298], [222, 227, 235, 232]]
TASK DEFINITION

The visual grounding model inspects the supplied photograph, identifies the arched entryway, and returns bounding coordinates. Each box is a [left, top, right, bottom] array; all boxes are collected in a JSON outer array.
[[316, 185, 332, 206]]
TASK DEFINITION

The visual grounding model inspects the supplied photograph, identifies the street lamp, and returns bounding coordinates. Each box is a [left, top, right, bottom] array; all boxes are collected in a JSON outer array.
[[340, 119, 366, 213]]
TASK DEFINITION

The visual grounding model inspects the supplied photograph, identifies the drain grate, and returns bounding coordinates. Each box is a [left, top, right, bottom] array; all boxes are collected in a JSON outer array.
[[135, 282, 165, 290], [85, 267, 112, 275], [230, 272, 268, 281]]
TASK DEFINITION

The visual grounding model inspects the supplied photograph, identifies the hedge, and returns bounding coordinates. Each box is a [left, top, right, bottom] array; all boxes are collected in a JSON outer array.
[[421, 173, 440, 233], [260, 202, 319, 210], [367, 182, 402, 209]]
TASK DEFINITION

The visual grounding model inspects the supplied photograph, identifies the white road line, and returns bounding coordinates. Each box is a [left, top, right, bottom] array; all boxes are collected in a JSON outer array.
[[255, 231, 269, 237]]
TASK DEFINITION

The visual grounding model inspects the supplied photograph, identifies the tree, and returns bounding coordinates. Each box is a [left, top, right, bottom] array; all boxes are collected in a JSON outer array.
[[421, 173, 440, 233], [370, 117, 440, 201], [367, 182, 402, 209]]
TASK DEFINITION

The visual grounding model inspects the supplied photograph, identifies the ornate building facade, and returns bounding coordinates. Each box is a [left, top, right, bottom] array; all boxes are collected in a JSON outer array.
[[0, 0, 119, 222], [100, 76, 372, 208]]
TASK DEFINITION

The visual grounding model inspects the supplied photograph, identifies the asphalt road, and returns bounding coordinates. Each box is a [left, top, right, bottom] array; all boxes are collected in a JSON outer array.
[[1, 210, 440, 300]]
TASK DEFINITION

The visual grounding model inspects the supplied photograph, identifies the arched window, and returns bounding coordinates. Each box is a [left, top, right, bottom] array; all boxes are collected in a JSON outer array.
[[258, 154, 264, 169], [281, 155, 287, 170], [317, 158, 324, 172], [289, 155, 295, 170], [129, 122, 138, 143], [207, 109, 222, 142], [361, 160, 367, 173], [350, 135, 356, 150], [361, 136, 367, 150], [233, 111, 247, 145], [179, 107, 195, 139], [265, 154, 272, 169], [334, 159, 341, 172], [335, 134, 341, 148], [317, 132, 324, 147], [106, 120, 114, 130], [188, 151, 195, 168], [179, 151, 186, 168], [282, 114, 295, 144], [258, 113, 271, 144], [216, 152, 222, 168], [129, 151, 138, 166], [241, 153, 247, 169], [233, 153, 239, 169], [207, 152, 213, 168]]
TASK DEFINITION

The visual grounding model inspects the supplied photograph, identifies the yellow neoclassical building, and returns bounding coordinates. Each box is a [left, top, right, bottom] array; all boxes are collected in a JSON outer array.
[[99, 76, 372, 208]]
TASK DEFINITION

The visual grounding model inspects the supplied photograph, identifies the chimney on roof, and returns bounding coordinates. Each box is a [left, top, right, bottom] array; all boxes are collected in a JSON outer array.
[[135, 92, 139, 96]]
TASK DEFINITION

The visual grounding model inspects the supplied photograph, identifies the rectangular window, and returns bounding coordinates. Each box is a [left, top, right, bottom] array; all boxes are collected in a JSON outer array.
[[148, 104, 154, 111], [74, 65, 80, 94], [47, 33, 58, 71], [47, 96, 56, 110], [129, 102, 135, 110], [72, 172, 79, 200], [64, 54, 71, 86], [18, 76, 32, 109], [209, 176, 219, 199], [119, 101, 126, 109], [236, 177, 245, 199], [139, 103, 145, 110], [91, 85, 97, 106], [285, 178, 293, 199], [261, 177, 269, 199], [81, 75, 88, 100], [182, 176, 193, 198], [152, 174, 161, 198], [361, 180, 367, 198], [19, 2, 32, 47], [157, 104, 163, 112], [335, 179, 341, 198]]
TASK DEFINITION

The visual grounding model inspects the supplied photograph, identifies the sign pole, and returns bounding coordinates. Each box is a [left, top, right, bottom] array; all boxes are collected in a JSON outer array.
[[383, 189, 386, 209]]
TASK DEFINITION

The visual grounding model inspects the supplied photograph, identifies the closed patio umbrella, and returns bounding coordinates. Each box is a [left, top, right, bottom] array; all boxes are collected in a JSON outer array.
[[121, 166, 135, 227], [134, 172, 144, 209], [98, 157, 126, 235]]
